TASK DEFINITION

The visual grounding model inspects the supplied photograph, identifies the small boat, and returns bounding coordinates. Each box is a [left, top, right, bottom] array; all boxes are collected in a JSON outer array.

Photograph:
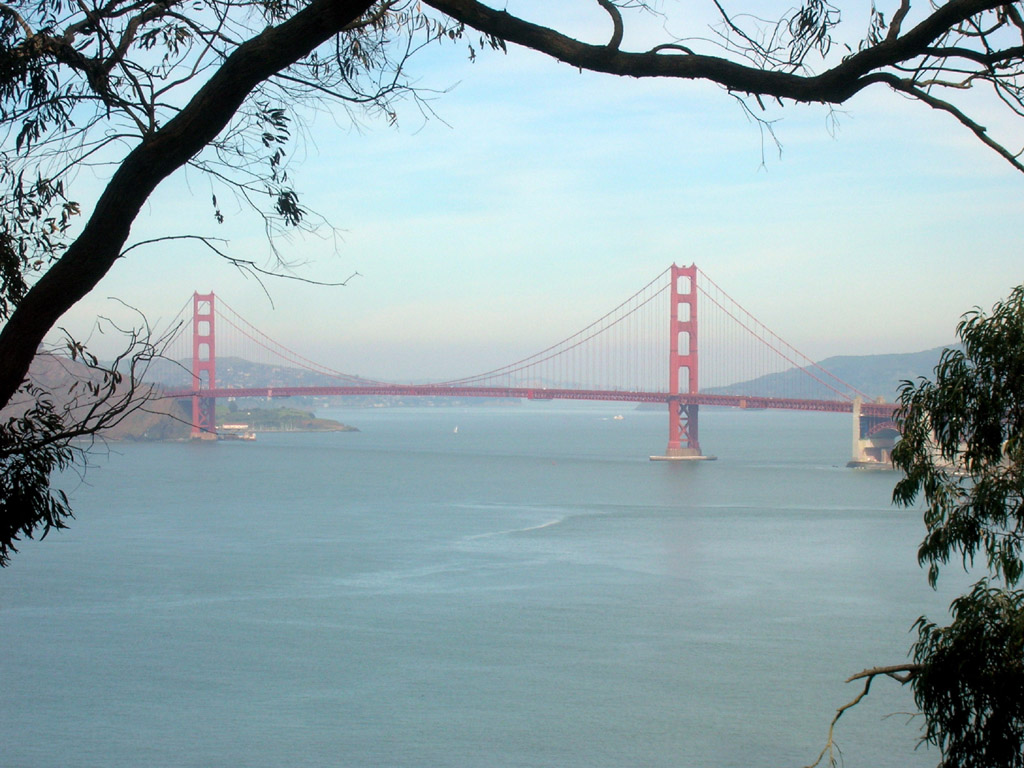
[[613, 415, 624, 421], [453, 426, 459, 434]]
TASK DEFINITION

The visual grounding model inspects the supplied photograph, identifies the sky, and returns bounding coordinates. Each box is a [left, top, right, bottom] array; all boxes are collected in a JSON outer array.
[[53, 0, 1024, 382]]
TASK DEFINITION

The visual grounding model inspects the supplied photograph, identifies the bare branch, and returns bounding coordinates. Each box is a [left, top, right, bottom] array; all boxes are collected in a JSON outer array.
[[595, 0, 624, 50], [804, 664, 922, 768], [424, 0, 1013, 100], [847, 663, 923, 684], [120, 234, 362, 288], [883, 72, 1024, 173], [887, 0, 913, 43]]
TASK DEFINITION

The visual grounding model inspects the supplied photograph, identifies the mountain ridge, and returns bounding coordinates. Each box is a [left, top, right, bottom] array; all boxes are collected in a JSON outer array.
[[706, 345, 951, 402]]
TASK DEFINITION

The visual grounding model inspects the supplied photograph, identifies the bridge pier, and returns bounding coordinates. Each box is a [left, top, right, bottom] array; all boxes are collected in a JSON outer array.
[[191, 292, 218, 440], [650, 400, 715, 461], [847, 398, 898, 468]]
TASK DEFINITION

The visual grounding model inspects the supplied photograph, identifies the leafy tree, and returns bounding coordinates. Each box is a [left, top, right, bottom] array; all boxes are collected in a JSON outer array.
[[1, 0, 1023, 557], [809, 287, 1024, 768], [896, 286, 1024, 589], [0, 327, 167, 564], [894, 286, 1024, 768], [911, 583, 1024, 768]]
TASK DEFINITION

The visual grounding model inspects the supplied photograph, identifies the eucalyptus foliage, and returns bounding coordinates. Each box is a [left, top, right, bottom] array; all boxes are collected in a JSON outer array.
[[894, 285, 1024, 588], [912, 583, 1024, 768], [893, 286, 1024, 767], [0, 382, 75, 566], [0, 332, 164, 564]]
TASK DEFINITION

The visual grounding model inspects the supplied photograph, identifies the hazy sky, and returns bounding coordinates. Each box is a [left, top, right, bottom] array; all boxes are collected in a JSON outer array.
[[55, 1, 1024, 382]]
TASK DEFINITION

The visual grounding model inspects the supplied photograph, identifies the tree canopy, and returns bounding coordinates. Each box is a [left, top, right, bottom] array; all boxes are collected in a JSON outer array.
[[895, 285, 1024, 588]]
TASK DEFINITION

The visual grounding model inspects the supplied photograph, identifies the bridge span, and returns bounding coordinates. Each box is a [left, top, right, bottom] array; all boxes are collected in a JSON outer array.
[[166, 384, 894, 416]]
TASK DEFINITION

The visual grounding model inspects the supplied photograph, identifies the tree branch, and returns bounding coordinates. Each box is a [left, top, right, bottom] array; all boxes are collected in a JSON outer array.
[[804, 664, 922, 768], [423, 0, 1012, 101], [595, 0, 624, 50], [882, 72, 1024, 172], [847, 662, 923, 685], [887, 0, 913, 43], [0, 1, 35, 36]]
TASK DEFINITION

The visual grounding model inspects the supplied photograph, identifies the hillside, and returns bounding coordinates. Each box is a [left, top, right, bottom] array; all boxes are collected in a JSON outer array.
[[144, 356, 361, 391], [3, 354, 193, 441], [4, 355, 363, 441], [706, 346, 950, 402]]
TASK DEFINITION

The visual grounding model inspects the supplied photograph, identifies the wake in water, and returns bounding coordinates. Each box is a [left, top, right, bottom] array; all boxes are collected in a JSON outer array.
[[455, 503, 570, 542]]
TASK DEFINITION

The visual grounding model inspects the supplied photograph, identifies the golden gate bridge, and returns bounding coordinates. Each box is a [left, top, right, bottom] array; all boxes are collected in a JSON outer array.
[[160, 264, 899, 464]]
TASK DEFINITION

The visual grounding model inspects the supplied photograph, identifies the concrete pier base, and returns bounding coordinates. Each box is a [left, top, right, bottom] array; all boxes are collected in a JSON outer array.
[[850, 398, 898, 469], [846, 459, 895, 470], [650, 448, 717, 462]]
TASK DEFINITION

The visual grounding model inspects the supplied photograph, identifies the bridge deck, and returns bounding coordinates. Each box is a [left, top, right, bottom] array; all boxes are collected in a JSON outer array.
[[162, 386, 898, 417]]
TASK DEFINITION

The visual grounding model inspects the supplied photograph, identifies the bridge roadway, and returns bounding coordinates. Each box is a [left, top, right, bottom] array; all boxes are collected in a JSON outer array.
[[163, 386, 898, 417]]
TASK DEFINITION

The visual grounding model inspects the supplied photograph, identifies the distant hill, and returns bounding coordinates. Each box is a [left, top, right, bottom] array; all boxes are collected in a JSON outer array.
[[707, 346, 951, 402], [143, 356, 365, 390], [3, 354, 192, 441], [142, 356, 371, 410]]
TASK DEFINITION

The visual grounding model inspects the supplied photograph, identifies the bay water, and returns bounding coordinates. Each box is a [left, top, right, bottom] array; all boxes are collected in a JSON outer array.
[[1, 404, 966, 767]]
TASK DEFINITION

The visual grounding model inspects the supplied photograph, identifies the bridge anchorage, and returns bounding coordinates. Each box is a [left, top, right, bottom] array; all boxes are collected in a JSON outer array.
[[849, 399, 900, 468], [171, 263, 899, 465]]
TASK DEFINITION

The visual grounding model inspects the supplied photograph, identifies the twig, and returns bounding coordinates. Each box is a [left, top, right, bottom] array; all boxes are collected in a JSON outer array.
[[804, 664, 922, 768]]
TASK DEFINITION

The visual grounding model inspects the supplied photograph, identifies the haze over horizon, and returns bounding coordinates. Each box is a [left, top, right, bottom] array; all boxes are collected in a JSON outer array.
[[50, 1, 1022, 383]]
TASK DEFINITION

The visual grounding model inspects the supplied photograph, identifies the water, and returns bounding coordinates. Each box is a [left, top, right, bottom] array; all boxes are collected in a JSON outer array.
[[1, 405, 966, 767]]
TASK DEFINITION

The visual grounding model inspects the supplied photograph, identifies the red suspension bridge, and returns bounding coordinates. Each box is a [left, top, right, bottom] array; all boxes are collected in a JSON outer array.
[[161, 264, 899, 464]]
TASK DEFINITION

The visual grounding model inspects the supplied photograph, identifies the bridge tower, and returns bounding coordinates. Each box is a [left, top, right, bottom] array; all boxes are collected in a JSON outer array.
[[191, 292, 217, 439], [652, 264, 713, 461]]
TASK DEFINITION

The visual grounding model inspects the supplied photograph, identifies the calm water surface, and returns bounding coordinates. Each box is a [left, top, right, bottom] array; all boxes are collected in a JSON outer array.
[[1, 405, 965, 767]]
